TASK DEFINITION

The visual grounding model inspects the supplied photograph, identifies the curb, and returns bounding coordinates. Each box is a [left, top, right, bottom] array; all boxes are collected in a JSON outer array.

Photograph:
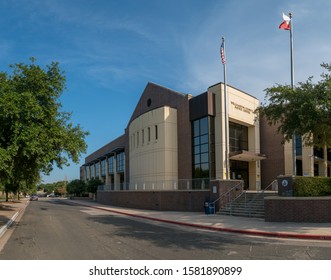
[[0, 200, 29, 239], [0, 212, 19, 238], [68, 201, 331, 241]]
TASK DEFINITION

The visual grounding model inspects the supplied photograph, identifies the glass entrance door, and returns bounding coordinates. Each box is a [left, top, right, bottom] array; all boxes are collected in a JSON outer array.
[[230, 160, 249, 189]]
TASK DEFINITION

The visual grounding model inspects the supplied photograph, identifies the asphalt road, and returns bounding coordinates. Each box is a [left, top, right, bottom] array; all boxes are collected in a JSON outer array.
[[0, 198, 330, 260]]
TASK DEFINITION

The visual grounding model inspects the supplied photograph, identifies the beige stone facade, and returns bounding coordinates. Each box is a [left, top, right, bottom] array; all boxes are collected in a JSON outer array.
[[129, 106, 178, 188], [208, 83, 264, 190]]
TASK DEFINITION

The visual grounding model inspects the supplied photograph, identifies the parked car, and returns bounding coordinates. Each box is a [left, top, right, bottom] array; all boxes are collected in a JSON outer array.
[[30, 194, 38, 201]]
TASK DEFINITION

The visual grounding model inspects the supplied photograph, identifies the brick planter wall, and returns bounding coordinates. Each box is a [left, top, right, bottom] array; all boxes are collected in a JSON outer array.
[[265, 196, 331, 222]]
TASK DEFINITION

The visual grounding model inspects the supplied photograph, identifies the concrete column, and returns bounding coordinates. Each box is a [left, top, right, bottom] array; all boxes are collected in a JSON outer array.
[[105, 156, 110, 185], [321, 145, 328, 177], [86, 165, 90, 181], [284, 140, 294, 176], [248, 161, 261, 191], [248, 125, 261, 190], [214, 86, 226, 179], [113, 152, 119, 190], [97, 160, 101, 179], [302, 144, 314, 176]]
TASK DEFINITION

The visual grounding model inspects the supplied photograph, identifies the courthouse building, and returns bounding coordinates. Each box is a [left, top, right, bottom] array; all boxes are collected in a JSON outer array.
[[81, 81, 268, 190]]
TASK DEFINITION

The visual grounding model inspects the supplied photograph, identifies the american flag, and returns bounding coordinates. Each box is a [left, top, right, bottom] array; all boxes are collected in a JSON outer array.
[[220, 41, 226, 65]]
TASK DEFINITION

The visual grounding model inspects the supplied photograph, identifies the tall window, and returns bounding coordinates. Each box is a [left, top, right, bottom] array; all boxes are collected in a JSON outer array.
[[296, 134, 302, 156], [229, 122, 248, 152], [117, 152, 125, 173], [95, 162, 100, 177], [155, 125, 158, 140], [108, 156, 114, 174], [86, 166, 90, 180], [192, 117, 210, 178], [101, 159, 106, 176]]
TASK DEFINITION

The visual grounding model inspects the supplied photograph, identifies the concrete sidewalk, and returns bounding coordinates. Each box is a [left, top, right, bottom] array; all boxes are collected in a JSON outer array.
[[66, 199, 331, 241], [1, 198, 330, 241]]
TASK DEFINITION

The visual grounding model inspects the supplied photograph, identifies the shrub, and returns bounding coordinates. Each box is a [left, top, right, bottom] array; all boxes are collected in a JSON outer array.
[[294, 177, 331, 197]]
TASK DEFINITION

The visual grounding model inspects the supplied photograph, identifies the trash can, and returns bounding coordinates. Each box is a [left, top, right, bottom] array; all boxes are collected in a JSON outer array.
[[204, 201, 215, 214], [204, 201, 210, 214], [208, 202, 215, 214]]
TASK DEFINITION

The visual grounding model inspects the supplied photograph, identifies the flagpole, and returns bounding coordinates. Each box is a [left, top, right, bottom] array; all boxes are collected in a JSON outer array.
[[221, 37, 230, 179], [289, 12, 296, 176]]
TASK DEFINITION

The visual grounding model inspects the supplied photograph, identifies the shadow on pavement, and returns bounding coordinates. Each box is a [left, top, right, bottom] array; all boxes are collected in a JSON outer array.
[[85, 214, 260, 252]]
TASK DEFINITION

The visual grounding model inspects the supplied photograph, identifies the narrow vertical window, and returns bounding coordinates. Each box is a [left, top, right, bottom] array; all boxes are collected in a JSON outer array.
[[133, 134, 135, 149], [148, 127, 151, 142], [137, 131, 139, 147], [142, 129, 144, 145], [155, 125, 158, 140]]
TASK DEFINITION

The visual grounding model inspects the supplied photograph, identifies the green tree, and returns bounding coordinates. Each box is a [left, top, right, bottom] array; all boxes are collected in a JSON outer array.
[[54, 185, 66, 196], [258, 62, 331, 176], [87, 178, 103, 194], [39, 180, 67, 196], [0, 58, 89, 200], [67, 179, 86, 197]]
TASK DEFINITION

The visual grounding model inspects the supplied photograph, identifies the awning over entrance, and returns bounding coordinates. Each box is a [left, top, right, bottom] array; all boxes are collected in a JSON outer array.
[[229, 150, 267, 162]]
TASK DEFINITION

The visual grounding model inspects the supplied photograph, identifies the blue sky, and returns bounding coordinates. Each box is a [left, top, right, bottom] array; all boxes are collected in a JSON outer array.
[[0, 0, 330, 183]]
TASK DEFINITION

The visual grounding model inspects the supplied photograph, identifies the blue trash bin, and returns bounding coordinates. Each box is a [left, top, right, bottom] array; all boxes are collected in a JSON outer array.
[[204, 201, 209, 214], [208, 202, 215, 214]]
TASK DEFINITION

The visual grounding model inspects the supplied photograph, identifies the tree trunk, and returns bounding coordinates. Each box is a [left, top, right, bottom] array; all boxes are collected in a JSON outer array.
[[5, 191, 8, 202]]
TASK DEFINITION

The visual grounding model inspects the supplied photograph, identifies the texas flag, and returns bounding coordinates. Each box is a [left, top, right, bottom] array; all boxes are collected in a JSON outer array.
[[279, 13, 291, 30]]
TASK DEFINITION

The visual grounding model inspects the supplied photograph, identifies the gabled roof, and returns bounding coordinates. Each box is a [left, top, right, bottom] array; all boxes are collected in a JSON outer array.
[[127, 82, 190, 127], [84, 82, 191, 164]]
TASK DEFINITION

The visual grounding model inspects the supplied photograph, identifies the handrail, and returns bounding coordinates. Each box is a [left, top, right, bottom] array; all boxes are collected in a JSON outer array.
[[244, 179, 278, 216], [210, 179, 277, 216], [98, 178, 211, 191], [262, 179, 278, 192], [210, 181, 244, 214]]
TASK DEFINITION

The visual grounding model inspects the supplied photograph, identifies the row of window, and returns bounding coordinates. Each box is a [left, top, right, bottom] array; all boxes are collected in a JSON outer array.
[[296, 134, 331, 161], [192, 117, 249, 179], [193, 117, 210, 179], [229, 122, 248, 152], [131, 125, 158, 149], [85, 152, 125, 179]]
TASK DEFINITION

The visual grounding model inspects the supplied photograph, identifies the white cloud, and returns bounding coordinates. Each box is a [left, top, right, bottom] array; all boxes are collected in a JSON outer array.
[[175, 0, 331, 100]]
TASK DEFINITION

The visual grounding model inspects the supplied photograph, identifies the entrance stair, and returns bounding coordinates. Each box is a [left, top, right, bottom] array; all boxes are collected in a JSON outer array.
[[217, 191, 278, 218]]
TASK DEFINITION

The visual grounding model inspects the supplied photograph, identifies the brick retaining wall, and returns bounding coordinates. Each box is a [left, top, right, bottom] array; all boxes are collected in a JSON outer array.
[[97, 190, 210, 212], [96, 179, 243, 212], [265, 196, 331, 222]]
